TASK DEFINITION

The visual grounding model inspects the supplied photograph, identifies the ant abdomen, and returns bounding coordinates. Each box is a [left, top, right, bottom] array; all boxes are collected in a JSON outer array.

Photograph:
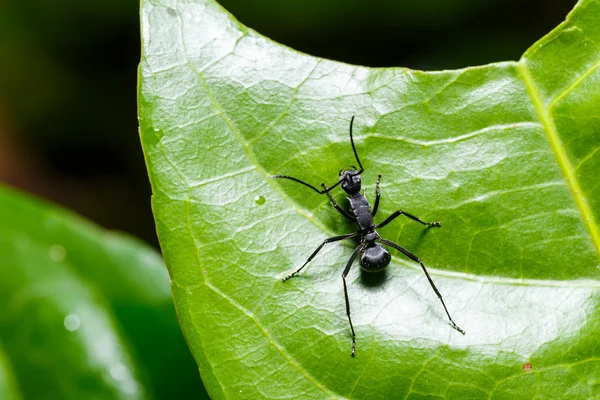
[[359, 244, 391, 272]]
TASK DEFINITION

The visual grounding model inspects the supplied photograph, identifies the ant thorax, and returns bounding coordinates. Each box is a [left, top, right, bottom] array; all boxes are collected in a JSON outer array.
[[349, 194, 374, 232]]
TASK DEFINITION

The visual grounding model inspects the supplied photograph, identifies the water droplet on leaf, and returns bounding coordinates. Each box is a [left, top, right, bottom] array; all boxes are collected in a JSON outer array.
[[255, 195, 266, 205]]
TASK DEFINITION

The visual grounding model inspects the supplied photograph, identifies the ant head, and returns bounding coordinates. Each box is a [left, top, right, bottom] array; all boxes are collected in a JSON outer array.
[[339, 169, 361, 194]]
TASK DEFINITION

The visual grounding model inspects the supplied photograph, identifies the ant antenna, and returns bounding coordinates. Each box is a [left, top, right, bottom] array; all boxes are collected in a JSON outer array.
[[269, 174, 342, 194], [348, 116, 364, 175], [270, 116, 365, 194]]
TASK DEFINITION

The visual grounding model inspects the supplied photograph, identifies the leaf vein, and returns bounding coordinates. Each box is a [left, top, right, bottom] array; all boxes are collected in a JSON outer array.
[[517, 61, 600, 256], [204, 281, 341, 398], [548, 56, 600, 111], [176, 13, 342, 396], [369, 122, 544, 147]]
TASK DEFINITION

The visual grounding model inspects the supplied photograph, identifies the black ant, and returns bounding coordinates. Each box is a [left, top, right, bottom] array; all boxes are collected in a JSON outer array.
[[271, 116, 465, 357]]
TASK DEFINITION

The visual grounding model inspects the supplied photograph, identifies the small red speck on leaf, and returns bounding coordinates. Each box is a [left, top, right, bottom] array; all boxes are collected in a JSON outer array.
[[522, 363, 532, 371]]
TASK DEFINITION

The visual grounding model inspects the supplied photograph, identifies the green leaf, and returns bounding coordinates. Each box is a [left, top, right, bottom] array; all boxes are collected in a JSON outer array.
[[0, 345, 20, 400], [139, 0, 600, 398], [0, 185, 207, 399]]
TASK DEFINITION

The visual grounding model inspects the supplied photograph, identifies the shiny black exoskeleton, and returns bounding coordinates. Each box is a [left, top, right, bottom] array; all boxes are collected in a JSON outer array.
[[272, 116, 465, 357], [340, 170, 390, 272]]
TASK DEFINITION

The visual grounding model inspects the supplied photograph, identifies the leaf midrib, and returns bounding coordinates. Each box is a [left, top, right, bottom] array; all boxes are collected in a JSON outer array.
[[517, 61, 600, 257]]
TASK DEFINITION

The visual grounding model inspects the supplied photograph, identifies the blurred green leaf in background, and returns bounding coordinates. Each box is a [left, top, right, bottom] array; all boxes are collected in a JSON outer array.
[[0, 186, 207, 399], [139, 0, 599, 399]]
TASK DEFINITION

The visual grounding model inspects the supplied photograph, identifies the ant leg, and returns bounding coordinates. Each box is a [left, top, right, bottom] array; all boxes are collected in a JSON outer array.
[[341, 243, 366, 357], [372, 174, 382, 216], [379, 238, 465, 335], [321, 183, 356, 222], [376, 210, 441, 229], [282, 232, 358, 281]]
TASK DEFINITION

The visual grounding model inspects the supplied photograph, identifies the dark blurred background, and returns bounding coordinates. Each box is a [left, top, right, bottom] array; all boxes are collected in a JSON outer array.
[[0, 0, 576, 247]]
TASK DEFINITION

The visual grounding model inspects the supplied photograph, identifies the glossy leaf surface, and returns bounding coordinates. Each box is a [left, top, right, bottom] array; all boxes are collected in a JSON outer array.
[[0, 186, 206, 399], [139, 0, 600, 398]]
